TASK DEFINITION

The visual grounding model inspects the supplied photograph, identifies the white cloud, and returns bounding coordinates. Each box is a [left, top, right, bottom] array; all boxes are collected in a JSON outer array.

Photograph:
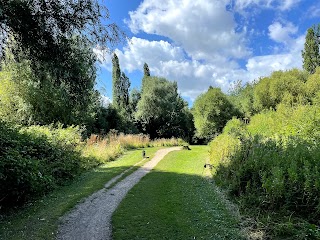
[[101, 95, 111, 106], [307, 3, 320, 18], [95, 0, 305, 101], [279, 0, 301, 11], [96, 35, 304, 100], [93, 47, 112, 71], [128, 0, 250, 62], [115, 37, 185, 73], [244, 35, 304, 80], [234, 0, 301, 11], [268, 21, 298, 45]]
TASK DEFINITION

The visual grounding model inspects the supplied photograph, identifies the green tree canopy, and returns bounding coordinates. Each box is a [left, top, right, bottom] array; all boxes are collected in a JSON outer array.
[[228, 81, 255, 118], [0, 0, 123, 64], [0, 37, 99, 127], [117, 72, 130, 111], [192, 87, 240, 141], [112, 54, 130, 109], [135, 76, 193, 140], [141, 63, 151, 93], [253, 69, 308, 111], [129, 88, 141, 116]]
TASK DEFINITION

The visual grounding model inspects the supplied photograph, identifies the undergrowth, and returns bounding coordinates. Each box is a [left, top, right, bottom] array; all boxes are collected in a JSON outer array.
[[0, 123, 186, 212], [209, 106, 320, 239], [0, 123, 82, 210]]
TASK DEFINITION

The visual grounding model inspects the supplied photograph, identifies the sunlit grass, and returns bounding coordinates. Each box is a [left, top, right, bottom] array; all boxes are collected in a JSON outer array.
[[112, 146, 244, 240]]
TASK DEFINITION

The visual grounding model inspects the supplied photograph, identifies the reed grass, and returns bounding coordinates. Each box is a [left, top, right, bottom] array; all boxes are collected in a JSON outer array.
[[81, 132, 186, 165]]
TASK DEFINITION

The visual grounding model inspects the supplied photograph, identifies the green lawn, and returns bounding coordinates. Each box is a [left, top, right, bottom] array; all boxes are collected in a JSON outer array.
[[0, 147, 160, 240], [112, 145, 244, 240]]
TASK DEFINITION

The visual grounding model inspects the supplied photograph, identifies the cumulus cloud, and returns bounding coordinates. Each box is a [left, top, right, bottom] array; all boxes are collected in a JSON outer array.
[[268, 21, 298, 45], [128, 0, 250, 62], [115, 37, 185, 72], [95, 34, 304, 100], [97, 36, 250, 99], [244, 35, 304, 80], [94, 38, 222, 100], [96, 0, 305, 101]]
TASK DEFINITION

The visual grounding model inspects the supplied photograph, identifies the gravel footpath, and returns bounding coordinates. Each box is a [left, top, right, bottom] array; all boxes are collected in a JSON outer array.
[[56, 147, 181, 240]]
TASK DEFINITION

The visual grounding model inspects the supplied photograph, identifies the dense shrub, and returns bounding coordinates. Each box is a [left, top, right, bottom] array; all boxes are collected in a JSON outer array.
[[228, 68, 320, 118], [214, 136, 320, 220], [247, 104, 320, 139], [0, 123, 83, 210], [209, 106, 320, 238], [253, 69, 308, 111]]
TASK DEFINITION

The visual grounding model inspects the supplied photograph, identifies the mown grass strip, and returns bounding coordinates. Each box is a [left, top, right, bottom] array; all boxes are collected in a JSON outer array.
[[112, 145, 244, 240], [0, 147, 160, 240], [104, 156, 152, 191]]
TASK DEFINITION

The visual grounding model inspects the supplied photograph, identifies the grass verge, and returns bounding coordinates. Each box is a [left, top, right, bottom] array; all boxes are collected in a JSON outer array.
[[112, 145, 244, 240], [0, 147, 160, 240]]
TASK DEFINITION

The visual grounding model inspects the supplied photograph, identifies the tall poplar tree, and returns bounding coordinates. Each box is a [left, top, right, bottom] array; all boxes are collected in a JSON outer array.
[[302, 25, 320, 74], [142, 62, 151, 93], [112, 53, 121, 108], [112, 53, 131, 113], [118, 72, 130, 110], [143, 63, 150, 77]]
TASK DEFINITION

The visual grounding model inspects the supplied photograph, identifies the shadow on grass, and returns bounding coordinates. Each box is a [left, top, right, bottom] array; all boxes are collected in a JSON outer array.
[[112, 168, 245, 240], [0, 158, 148, 240], [1, 147, 243, 240]]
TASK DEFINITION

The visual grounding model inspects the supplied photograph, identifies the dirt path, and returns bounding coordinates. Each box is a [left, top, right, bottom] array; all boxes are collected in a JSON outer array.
[[56, 147, 181, 240]]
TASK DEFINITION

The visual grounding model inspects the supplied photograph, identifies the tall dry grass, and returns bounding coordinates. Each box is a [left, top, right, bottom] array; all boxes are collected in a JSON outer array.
[[81, 132, 186, 164]]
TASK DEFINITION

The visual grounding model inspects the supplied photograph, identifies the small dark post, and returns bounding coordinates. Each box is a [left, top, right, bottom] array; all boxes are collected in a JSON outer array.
[[142, 150, 146, 158], [204, 163, 213, 169], [183, 145, 191, 150]]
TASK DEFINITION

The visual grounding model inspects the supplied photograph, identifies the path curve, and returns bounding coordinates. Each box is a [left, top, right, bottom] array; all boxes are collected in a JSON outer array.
[[56, 147, 181, 240]]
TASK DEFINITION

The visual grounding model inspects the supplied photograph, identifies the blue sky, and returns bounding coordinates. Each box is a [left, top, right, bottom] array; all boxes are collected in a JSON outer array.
[[95, 0, 320, 105]]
